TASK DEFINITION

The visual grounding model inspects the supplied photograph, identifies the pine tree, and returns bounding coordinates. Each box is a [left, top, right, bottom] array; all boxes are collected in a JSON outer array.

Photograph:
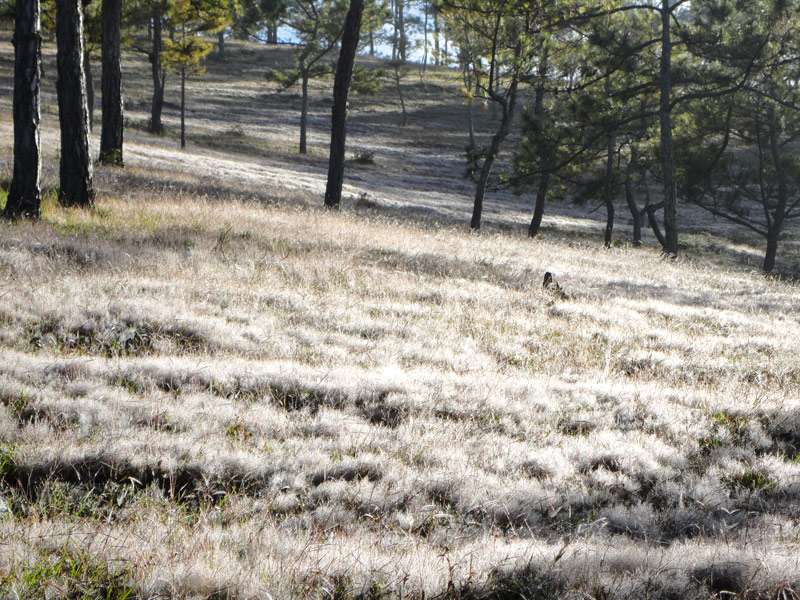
[[161, 0, 229, 149], [99, 0, 124, 165], [324, 0, 364, 208], [4, 0, 43, 219], [56, 0, 95, 207]]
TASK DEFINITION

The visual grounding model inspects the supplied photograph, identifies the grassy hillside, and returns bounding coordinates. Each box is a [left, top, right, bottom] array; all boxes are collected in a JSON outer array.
[[1, 39, 800, 598]]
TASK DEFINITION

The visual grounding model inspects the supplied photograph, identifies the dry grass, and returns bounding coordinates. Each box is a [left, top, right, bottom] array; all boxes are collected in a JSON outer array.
[[1, 36, 800, 599]]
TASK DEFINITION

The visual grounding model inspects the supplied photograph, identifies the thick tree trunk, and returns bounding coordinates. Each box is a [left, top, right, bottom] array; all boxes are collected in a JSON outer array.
[[324, 0, 364, 208], [4, 0, 42, 219], [180, 66, 186, 149], [99, 0, 123, 165], [659, 0, 678, 256], [84, 50, 94, 131], [268, 22, 278, 44], [217, 30, 225, 57], [150, 7, 165, 134], [299, 70, 309, 154], [604, 130, 616, 247], [56, 0, 94, 208]]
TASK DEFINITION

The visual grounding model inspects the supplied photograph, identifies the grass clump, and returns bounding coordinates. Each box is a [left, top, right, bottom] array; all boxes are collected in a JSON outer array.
[[2, 547, 135, 599], [724, 469, 776, 494]]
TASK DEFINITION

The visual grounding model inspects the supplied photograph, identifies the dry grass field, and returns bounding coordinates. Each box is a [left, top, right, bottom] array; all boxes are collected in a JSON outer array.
[[1, 36, 800, 599]]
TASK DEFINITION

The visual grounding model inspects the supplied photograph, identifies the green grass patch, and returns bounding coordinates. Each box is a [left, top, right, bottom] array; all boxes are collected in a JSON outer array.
[[2, 547, 135, 599]]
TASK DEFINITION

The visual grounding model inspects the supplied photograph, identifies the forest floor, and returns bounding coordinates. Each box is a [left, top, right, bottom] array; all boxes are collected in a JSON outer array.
[[1, 38, 800, 599]]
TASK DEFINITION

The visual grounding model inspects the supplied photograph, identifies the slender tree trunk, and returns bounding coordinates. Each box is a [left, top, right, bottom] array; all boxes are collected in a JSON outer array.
[[369, 29, 374, 56], [390, 0, 397, 60], [4, 0, 42, 219], [300, 70, 309, 154], [471, 40, 522, 231], [180, 66, 186, 149], [659, 0, 677, 255], [56, 0, 94, 208], [84, 50, 94, 131], [433, 6, 440, 66], [398, 0, 405, 62], [324, 0, 364, 208], [269, 22, 278, 44], [150, 7, 165, 134], [625, 176, 642, 246], [443, 23, 448, 65], [764, 106, 787, 273], [422, 0, 428, 73], [528, 47, 550, 238], [394, 63, 407, 126], [99, 0, 123, 165], [218, 30, 225, 57], [604, 130, 616, 247]]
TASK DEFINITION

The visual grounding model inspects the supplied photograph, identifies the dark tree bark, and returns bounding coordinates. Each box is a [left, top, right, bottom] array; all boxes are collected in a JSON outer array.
[[528, 47, 550, 238], [528, 171, 550, 238], [324, 0, 364, 209], [433, 6, 440, 66], [99, 0, 123, 165], [4, 0, 42, 219], [659, 0, 677, 255], [150, 5, 166, 134], [471, 40, 522, 231], [217, 30, 225, 57], [180, 66, 186, 149], [56, 0, 95, 208], [397, 0, 406, 62], [625, 176, 642, 246], [604, 130, 616, 247], [299, 70, 309, 154], [764, 107, 787, 273], [84, 50, 94, 130]]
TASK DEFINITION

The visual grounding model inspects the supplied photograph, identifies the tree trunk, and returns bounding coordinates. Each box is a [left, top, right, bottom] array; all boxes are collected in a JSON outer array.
[[659, 0, 677, 256], [369, 29, 374, 56], [398, 0, 405, 62], [604, 130, 616, 247], [390, 0, 397, 60], [4, 0, 42, 219], [528, 47, 550, 238], [625, 176, 642, 246], [299, 70, 309, 154], [217, 30, 225, 57], [180, 66, 186, 149], [84, 50, 94, 131], [99, 0, 123, 165], [528, 172, 550, 238], [268, 22, 278, 44], [433, 7, 440, 66], [394, 64, 407, 126], [422, 0, 428, 73], [471, 42, 522, 231], [56, 0, 94, 208], [150, 6, 165, 134], [764, 106, 787, 273], [324, 0, 364, 209]]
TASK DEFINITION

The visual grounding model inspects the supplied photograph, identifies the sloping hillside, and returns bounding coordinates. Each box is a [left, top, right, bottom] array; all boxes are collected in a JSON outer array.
[[1, 39, 800, 598]]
